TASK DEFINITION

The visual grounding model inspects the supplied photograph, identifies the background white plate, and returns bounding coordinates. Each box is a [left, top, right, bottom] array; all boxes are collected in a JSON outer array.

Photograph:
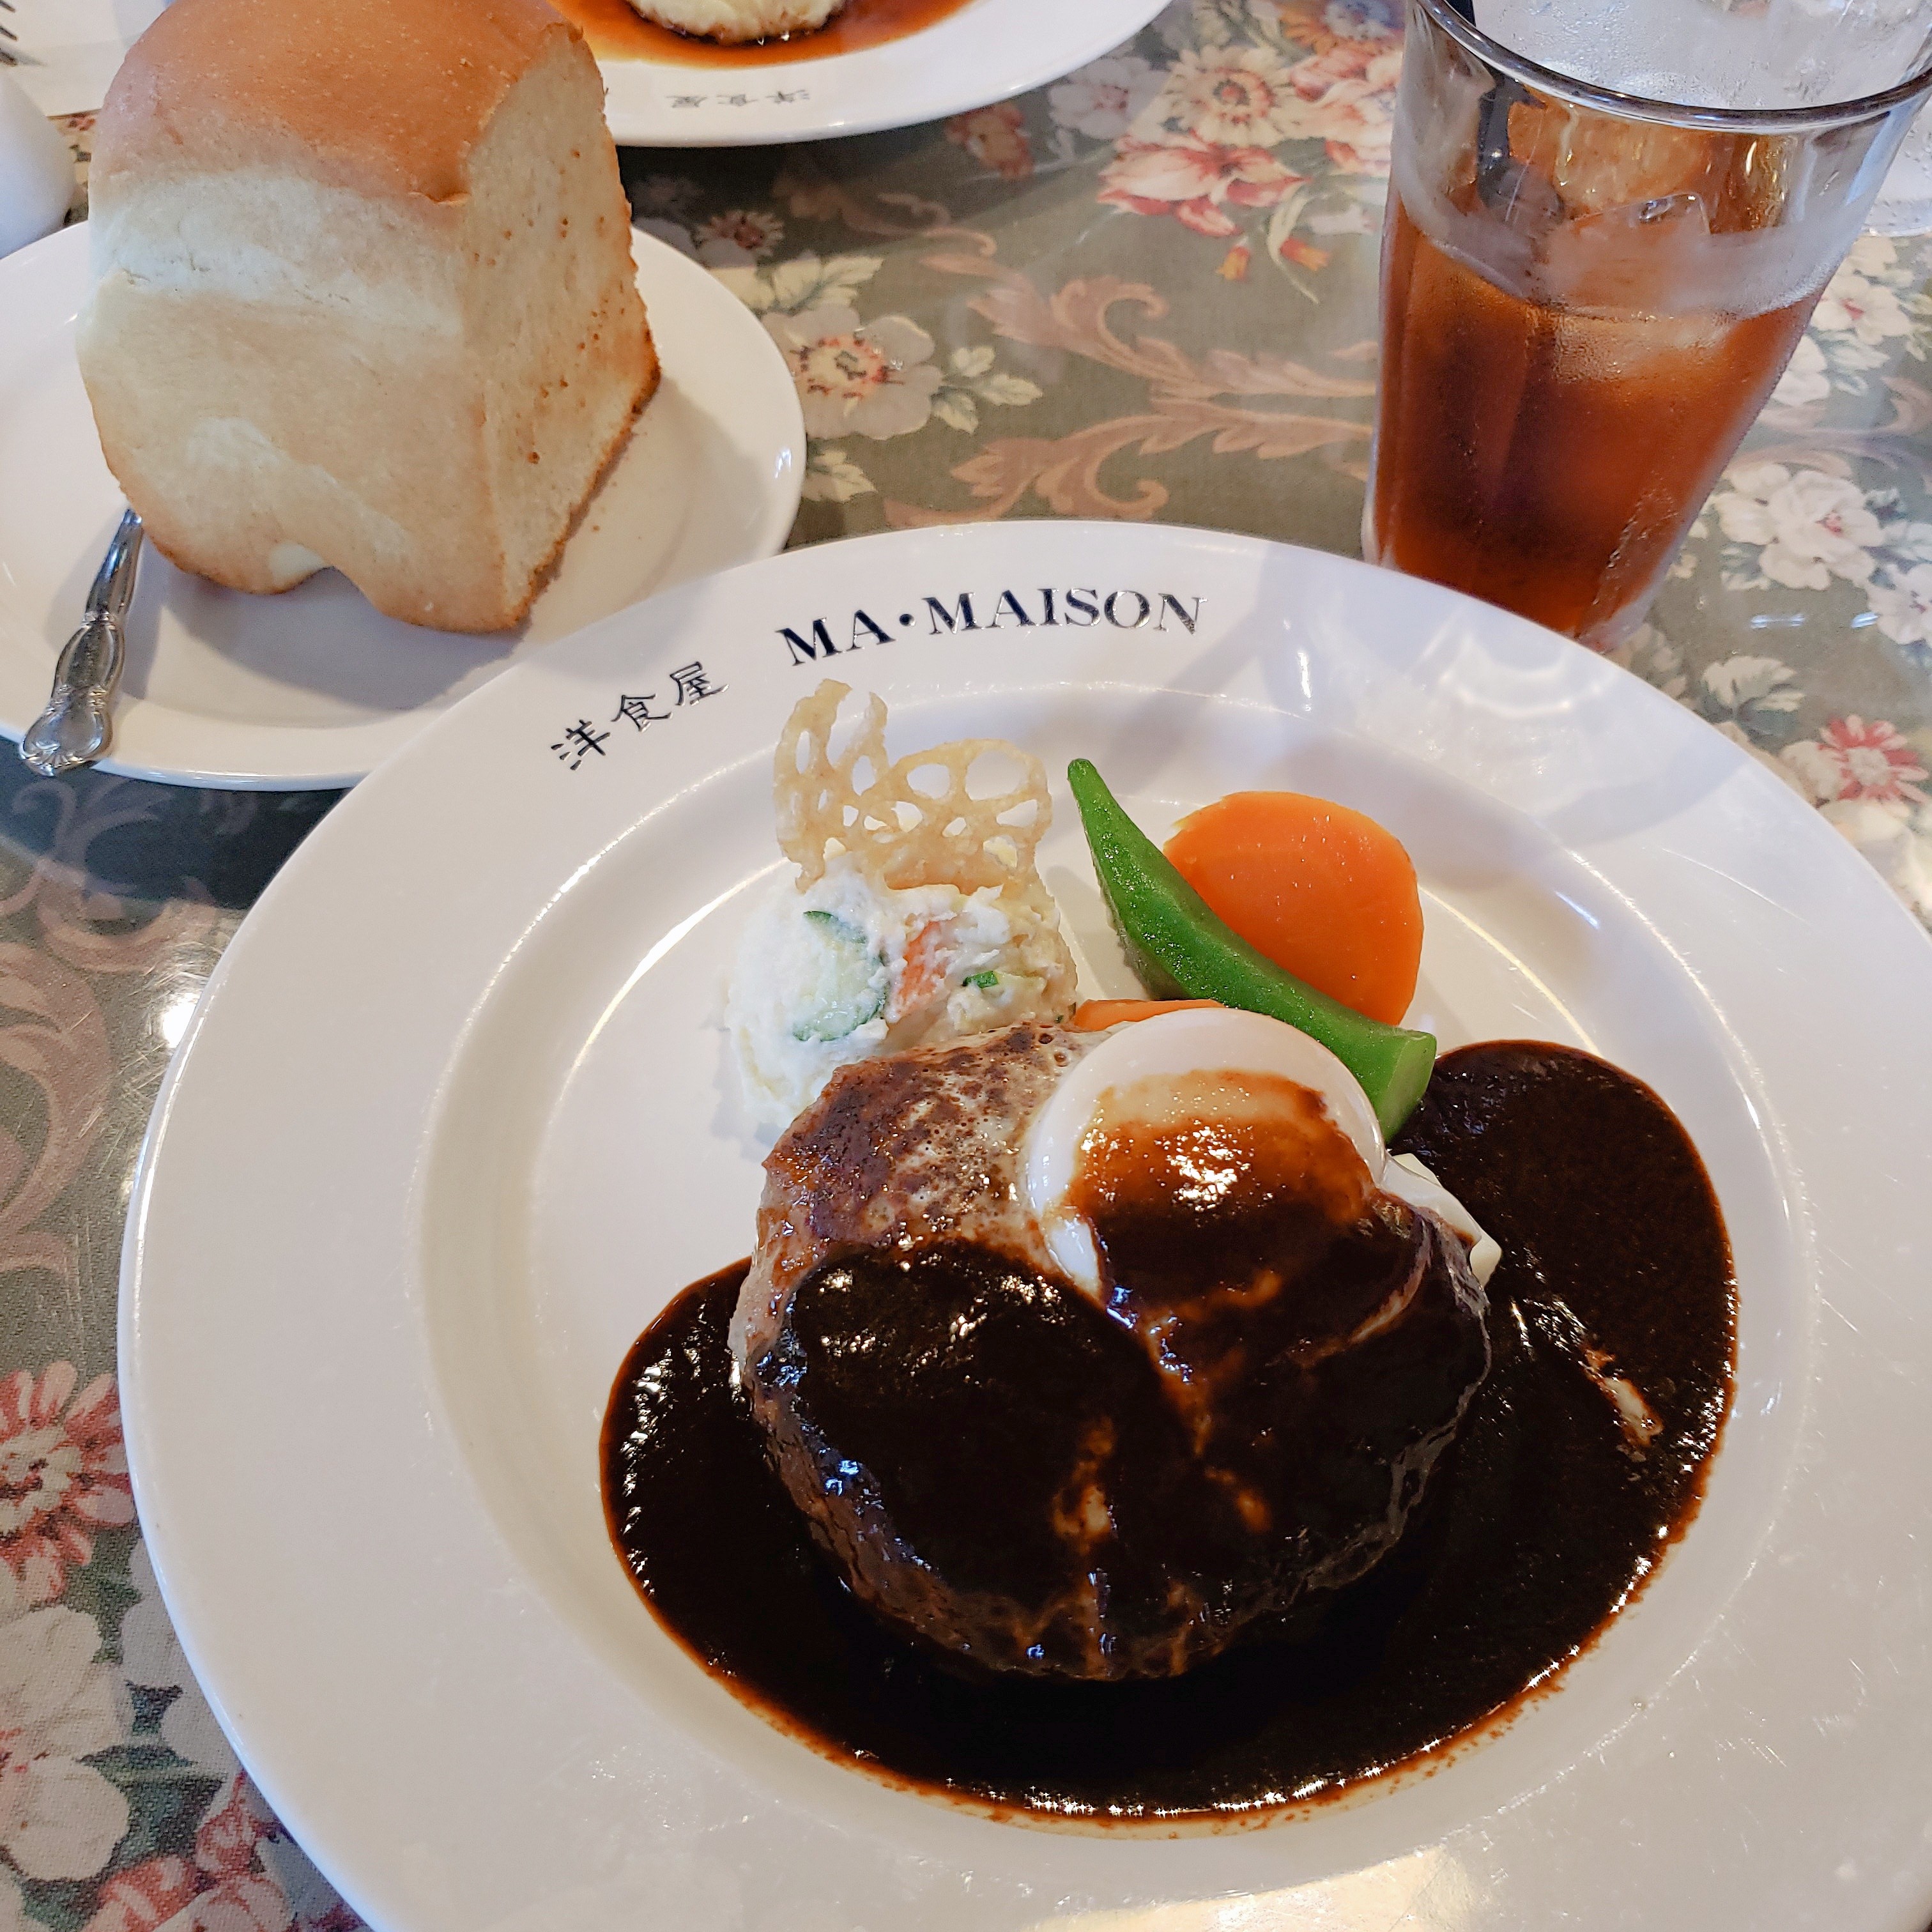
[[1, 0, 164, 115], [122, 523, 1932, 1932], [590, 0, 1169, 146], [0, 223, 804, 789]]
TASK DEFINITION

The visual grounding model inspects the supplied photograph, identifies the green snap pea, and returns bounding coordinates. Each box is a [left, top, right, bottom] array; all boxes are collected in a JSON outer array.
[[1067, 759, 1436, 1135]]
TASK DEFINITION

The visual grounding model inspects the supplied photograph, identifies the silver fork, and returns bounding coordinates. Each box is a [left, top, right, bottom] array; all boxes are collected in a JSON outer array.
[[0, 1, 17, 67], [20, 510, 144, 778]]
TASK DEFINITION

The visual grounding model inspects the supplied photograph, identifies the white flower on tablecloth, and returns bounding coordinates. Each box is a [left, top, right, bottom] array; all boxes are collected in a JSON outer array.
[[0, 1604, 130, 1881], [1867, 562, 1932, 648], [1307, 202, 1375, 234], [122, 1541, 240, 1779], [1812, 263, 1913, 348], [1772, 335, 1830, 406], [1701, 654, 1802, 716], [0, 1365, 134, 1610], [802, 446, 874, 503], [1140, 47, 1309, 150], [930, 345, 1043, 434], [720, 252, 884, 320], [1050, 54, 1163, 141], [1154, 1, 1197, 56], [1606, 622, 1688, 699], [1709, 462, 1882, 590], [1780, 716, 1929, 808], [763, 306, 944, 440], [1821, 798, 1932, 920], [694, 210, 785, 269]]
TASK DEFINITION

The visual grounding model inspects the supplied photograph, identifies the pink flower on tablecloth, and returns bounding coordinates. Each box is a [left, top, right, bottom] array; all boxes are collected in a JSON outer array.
[[0, 1365, 133, 1609], [1100, 135, 1305, 238], [1781, 717, 1929, 808], [82, 1786, 303, 1932], [947, 103, 1034, 180], [197, 1779, 271, 1878], [1282, 43, 1402, 172], [84, 1857, 201, 1932], [185, 1871, 293, 1932]]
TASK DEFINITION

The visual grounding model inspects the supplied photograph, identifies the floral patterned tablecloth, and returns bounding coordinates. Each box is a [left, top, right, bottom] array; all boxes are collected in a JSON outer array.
[[10, 3, 1932, 1928]]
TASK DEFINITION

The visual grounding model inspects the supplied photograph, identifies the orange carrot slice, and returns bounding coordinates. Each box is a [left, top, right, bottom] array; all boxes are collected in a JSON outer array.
[[1071, 997, 1223, 1031], [1162, 793, 1422, 1026], [889, 918, 950, 1023]]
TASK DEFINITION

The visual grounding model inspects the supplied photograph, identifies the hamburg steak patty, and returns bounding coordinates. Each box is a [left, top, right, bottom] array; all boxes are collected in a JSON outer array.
[[733, 1022, 1492, 1682]]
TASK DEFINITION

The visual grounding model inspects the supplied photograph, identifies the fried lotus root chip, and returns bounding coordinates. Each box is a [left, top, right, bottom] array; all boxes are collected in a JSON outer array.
[[774, 680, 1052, 893]]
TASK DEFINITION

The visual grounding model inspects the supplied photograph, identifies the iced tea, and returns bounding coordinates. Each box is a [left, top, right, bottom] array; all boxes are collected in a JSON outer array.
[[1370, 194, 1814, 643], [1370, 0, 1932, 649]]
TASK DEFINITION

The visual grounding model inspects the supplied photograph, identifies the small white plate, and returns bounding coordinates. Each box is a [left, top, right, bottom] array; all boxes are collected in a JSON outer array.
[[121, 522, 1932, 1932], [0, 223, 804, 790], [1, 0, 164, 116], [585, 0, 1169, 146]]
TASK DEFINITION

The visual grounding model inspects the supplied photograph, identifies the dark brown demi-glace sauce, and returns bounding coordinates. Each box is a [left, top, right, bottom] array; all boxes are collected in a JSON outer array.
[[601, 1042, 1735, 1821], [550, 0, 976, 68]]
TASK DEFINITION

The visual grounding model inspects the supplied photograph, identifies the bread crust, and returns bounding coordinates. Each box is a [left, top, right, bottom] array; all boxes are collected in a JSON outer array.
[[80, 0, 659, 634], [505, 330, 662, 629], [92, 0, 575, 204]]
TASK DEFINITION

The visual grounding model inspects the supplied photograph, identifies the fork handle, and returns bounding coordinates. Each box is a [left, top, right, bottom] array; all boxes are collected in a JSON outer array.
[[20, 511, 144, 778]]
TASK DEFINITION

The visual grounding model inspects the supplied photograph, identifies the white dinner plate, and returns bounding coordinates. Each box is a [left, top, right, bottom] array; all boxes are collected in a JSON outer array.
[[583, 0, 1169, 146], [121, 522, 1932, 1932], [0, 222, 804, 790]]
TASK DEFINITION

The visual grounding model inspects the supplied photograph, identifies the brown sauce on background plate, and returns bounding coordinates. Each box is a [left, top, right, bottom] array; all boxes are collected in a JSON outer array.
[[601, 1041, 1735, 1821], [553, 0, 977, 67]]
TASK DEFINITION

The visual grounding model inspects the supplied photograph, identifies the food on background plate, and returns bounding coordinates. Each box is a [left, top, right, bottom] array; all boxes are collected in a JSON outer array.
[[78, 0, 657, 633], [624, 0, 849, 42], [604, 706, 1735, 1821], [726, 682, 1076, 1127], [550, 0, 974, 66], [1163, 790, 1425, 1026]]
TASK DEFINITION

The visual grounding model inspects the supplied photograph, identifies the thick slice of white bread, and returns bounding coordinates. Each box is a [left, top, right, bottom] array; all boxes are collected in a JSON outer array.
[[79, 0, 657, 634], [631, 0, 845, 41]]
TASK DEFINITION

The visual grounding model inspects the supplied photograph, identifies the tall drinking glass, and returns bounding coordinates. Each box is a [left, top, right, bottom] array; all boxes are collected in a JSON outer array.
[[1367, 0, 1932, 650]]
